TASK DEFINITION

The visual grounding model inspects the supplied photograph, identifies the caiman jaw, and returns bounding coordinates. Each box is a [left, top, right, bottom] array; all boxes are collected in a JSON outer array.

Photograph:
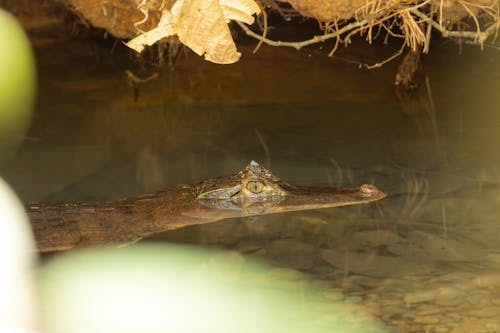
[[29, 160, 387, 252], [183, 161, 387, 220]]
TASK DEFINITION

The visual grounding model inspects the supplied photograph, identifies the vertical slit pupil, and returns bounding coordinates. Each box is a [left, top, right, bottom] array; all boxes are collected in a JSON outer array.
[[248, 181, 263, 193]]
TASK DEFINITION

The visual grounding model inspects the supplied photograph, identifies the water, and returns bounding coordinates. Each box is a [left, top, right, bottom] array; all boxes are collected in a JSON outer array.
[[1, 37, 500, 332]]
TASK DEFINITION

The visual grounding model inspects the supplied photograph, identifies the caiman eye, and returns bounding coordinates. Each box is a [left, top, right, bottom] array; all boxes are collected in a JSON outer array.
[[246, 181, 264, 194]]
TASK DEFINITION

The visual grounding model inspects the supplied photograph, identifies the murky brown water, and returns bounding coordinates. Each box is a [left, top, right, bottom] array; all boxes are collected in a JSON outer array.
[[1, 37, 500, 332]]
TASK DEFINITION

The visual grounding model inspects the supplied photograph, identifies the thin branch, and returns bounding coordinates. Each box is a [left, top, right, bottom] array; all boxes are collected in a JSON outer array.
[[458, 0, 483, 42], [410, 8, 496, 44], [423, 16, 432, 54], [234, 1, 498, 69], [134, 0, 149, 34], [365, 42, 406, 69], [253, 1, 268, 54], [328, 19, 341, 56], [235, 11, 387, 51]]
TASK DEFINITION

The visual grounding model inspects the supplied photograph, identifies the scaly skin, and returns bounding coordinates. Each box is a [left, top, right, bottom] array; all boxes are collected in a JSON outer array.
[[27, 161, 387, 252]]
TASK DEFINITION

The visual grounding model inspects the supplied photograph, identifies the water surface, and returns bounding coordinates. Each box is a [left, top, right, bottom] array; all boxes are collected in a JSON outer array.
[[2, 38, 500, 332]]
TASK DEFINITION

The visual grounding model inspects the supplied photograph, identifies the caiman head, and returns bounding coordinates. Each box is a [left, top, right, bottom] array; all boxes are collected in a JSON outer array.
[[183, 161, 387, 220]]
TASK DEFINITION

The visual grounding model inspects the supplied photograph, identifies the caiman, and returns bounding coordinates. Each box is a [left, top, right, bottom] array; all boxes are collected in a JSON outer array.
[[28, 161, 387, 252]]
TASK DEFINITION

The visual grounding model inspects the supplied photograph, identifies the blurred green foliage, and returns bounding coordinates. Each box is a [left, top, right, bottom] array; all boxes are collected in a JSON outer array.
[[0, 9, 35, 161], [37, 243, 387, 333]]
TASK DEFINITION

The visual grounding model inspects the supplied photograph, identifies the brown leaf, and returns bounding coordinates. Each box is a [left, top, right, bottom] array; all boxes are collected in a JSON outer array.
[[126, 0, 260, 64], [176, 0, 240, 63]]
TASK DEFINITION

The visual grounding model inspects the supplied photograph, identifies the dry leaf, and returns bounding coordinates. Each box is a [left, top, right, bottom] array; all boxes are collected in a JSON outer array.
[[176, 0, 239, 63], [125, 0, 260, 64], [220, 0, 261, 24]]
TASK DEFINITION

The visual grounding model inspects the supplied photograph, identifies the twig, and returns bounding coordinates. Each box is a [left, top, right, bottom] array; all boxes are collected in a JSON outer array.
[[410, 8, 495, 44], [365, 42, 406, 69], [125, 70, 159, 101], [254, 129, 271, 168], [235, 12, 386, 51], [423, 15, 432, 54], [253, 1, 268, 53], [441, 203, 447, 240], [235, 1, 497, 68], [125, 70, 159, 84], [328, 19, 341, 56], [329, 158, 343, 188], [134, 0, 149, 34], [458, 0, 483, 43], [439, 0, 444, 27]]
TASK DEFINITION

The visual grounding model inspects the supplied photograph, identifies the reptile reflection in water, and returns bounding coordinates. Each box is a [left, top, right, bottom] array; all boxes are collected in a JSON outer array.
[[28, 161, 387, 252]]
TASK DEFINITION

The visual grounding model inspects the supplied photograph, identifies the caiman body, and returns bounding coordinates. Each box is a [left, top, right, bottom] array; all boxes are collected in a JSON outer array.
[[28, 161, 387, 252]]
